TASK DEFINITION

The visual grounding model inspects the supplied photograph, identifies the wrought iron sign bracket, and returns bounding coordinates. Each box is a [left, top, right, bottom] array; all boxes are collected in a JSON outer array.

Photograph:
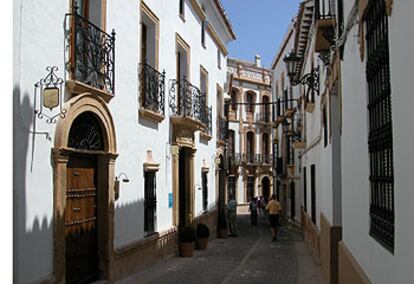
[[294, 66, 320, 94], [34, 66, 66, 124]]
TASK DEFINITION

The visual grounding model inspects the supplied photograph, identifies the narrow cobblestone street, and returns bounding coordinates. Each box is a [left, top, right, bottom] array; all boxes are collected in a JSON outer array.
[[117, 206, 325, 284]]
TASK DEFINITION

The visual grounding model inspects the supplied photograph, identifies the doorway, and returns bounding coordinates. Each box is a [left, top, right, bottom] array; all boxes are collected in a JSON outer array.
[[262, 177, 270, 199], [65, 156, 99, 284], [178, 148, 193, 227]]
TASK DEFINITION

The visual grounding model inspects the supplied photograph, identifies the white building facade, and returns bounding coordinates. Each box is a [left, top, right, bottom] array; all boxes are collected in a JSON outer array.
[[226, 57, 273, 204], [13, 0, 235, 283]]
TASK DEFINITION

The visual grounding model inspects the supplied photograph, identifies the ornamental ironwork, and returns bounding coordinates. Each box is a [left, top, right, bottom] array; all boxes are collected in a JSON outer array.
[[168, 78, 208, 125], [34, 66, 66, 124], [68, 5, 116, 93], [68, 112, 104, 151], [366, 0, 394, 252], [139, 62, 165, 116]]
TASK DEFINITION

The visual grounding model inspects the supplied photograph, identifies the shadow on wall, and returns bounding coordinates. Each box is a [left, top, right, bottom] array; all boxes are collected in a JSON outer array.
[[114, 199, 145, 247], [13, 86, 54, 284]]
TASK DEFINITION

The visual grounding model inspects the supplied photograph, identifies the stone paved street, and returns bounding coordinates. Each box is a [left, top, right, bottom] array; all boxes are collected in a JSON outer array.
[[116, 206, 325, 284]]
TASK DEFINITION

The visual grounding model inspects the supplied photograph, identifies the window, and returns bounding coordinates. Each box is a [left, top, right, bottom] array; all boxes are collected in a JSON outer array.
[[217, 49, 222, 69], [262, 133, 270, 164], [323, 106, 328, 147], [228, 130, 235, 157], [179, 0, 185, 18], [144, 171, 157, 235], [303, 167, 307, 212], [246, 132, 254, 163], [140, 3, 159, 69], [246, 92, 254, 113], [365, 0, 394, 252], [230, 88, 238, 112], [201, 20, 206, 47], [310, 164, 316, 224], [200, 66, 208, 111], [263, 96, 270, 122], [202, 172, 208, 211]]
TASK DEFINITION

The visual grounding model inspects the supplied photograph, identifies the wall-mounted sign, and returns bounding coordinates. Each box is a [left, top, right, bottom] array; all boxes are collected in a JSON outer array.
[[168, 192, 173, 208]]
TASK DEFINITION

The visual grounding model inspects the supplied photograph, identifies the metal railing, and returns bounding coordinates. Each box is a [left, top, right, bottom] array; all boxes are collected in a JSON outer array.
[[218, 117, 227, 142], [139, 62, 165, 115], [260, 154, 272, 165], [169, 78, 208, 125], [315, 0, 336, 20], [69, 6, 115, 93], [228, 152, 241, 167]]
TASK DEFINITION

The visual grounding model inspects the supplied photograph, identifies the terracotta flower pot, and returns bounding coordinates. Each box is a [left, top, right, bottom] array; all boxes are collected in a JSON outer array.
[[196, 238, 208, 250], [179, 242, 194, 257]]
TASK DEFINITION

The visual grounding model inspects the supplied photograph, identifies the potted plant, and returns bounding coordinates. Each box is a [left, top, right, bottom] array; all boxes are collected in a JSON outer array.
[[218, 209, 228, 238], [178, 226, 196, 257], [196, 223, 210, 250]]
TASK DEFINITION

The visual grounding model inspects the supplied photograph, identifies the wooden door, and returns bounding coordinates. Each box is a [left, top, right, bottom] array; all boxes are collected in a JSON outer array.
[[65, 156, 98, 284]]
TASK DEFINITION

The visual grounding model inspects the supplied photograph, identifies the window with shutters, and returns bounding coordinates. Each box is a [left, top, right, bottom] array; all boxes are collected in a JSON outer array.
[[365, 0, 394, 252], [144, 171, 157, 235]]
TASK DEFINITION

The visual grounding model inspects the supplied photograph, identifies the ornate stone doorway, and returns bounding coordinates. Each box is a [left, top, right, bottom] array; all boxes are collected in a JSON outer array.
[[52, 94, 117, 283]]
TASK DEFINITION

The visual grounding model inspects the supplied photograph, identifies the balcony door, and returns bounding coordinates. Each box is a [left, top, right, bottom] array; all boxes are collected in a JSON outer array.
[[246, 132, 254, 163]]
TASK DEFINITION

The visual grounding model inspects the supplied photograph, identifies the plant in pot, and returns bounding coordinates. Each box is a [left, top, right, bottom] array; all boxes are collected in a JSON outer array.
[[218, 209, 228, 238], [178, 225, 196, 257], [196, 223, 210, 250]]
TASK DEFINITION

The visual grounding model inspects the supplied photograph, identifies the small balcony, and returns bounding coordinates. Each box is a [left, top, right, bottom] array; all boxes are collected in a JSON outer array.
[[67, 6, 116, 102], [255, 112, 272, 125], [314, 0, 336, 53], [200, 107, 213, 140], [228, 152, 241, 168], [169, 78, 208, 131], [139, 62, 165, 122], [260, 154, 272, 166]]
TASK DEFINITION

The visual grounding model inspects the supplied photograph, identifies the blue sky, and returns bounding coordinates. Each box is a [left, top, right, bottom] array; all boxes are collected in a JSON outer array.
[[221, 0, 302, 68]]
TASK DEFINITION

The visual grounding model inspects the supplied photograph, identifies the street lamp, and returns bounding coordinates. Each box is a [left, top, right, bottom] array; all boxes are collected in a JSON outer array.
[[283, 51, 319, 94]]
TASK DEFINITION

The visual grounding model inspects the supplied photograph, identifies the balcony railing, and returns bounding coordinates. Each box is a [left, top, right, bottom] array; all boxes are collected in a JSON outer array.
[[260, 154, 272, 165], [169, 78, 208, 125], [69, 6, 115, 94], [228, 152, 241, 167], [200, 106, 213, 136], [255, 112, 271, 124], [315, 0, 335, 20], [242, 153, 261, 165], [139, 62, 165, 116], [218, 117, 227, 142]]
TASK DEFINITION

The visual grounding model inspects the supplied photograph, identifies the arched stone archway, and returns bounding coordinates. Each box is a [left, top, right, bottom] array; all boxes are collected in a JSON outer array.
[[52, 93, 117, 283]]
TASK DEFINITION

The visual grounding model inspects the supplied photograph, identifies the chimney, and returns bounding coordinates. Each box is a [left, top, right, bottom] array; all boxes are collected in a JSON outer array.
[[255, 54, 261, 67]]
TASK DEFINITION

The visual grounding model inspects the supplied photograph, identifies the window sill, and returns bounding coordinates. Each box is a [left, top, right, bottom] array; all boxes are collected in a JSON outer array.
[[200, 131, 212, 141], [139, 107, 165, 123], [66, 79, 114, 103]]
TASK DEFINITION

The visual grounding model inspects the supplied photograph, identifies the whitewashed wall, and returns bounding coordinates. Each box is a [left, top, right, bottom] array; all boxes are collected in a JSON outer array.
[[13, 0, 232, 282], [340, 0, 414, 283]]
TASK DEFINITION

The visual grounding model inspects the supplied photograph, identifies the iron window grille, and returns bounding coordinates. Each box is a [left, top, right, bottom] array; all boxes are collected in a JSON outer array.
[[315, 0, 335, 20], [365, 0, 394, 252], [311, 164, 316, 224], [144, 171, 157, 235], [139, 62, 165, 116], [169, 78, 208, 125], [68, 5, 115, 94]]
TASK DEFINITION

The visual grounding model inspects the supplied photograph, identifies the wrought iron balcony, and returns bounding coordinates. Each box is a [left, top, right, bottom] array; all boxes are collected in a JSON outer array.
[[228, 152, 241, 167], [255, 112, 271, 124], [169, 78, 208, 126], [139, 62, 165, 116], [69, 6, 115, 94], [242, 153, 261, 165], [314, 0, 336, 53], [260, 154, 272, 165], [315, 0, 335, 20], [218, 117, 227, 142]]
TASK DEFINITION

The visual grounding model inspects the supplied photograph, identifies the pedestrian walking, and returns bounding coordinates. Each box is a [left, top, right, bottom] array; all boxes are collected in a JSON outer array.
[[266, 194, 281, 242], [227, 194, 238, 236], [249, 197, 258, 226]]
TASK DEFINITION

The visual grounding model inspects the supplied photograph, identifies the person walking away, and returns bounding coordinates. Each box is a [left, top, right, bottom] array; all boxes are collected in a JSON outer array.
[[227, 195, 238, 236], [249, 197, 258, 226], [266, 194, 281, 242]]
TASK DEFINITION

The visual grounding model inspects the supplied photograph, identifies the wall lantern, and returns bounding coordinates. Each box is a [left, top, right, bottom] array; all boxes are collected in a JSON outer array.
[[283, 52, 320, 94], [114, 172, 130, 201], [34, 66, 66, 124]]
